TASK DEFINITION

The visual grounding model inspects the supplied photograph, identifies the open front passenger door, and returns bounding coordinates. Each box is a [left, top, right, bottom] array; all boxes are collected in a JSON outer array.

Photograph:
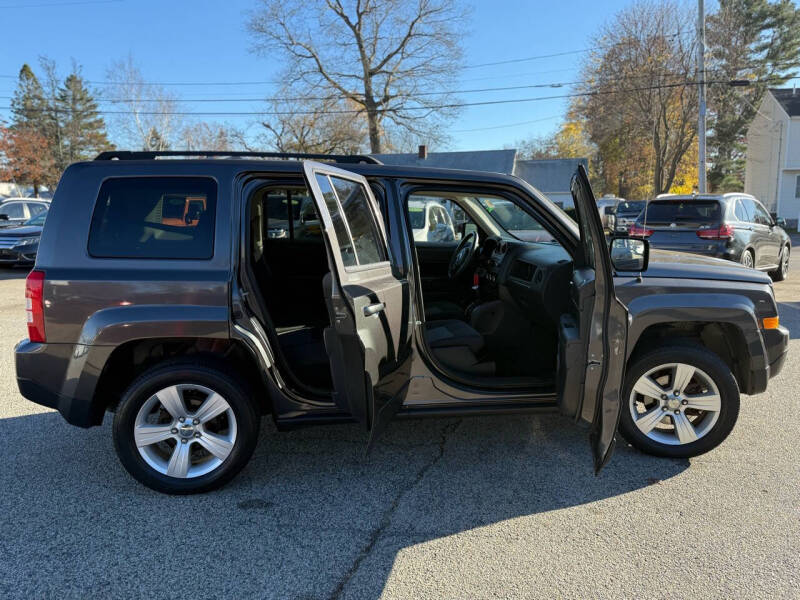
[[302, 161, 413, 448], [557, 165, 629, 472]]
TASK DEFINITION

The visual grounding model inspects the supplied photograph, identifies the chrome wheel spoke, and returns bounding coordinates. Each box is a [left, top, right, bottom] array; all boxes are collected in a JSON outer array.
[[197, 431, 234, 460], [166, 441, 192, 478], [193, 392, 229, 424], [633, 375, 665, 400], [672, 412, 699, 444], [155, 385, 186, 420], [134, 424, 175, 447], [635, 406, 667, 434], [672, 364, 695, 394], [683, 391, 721, 412]]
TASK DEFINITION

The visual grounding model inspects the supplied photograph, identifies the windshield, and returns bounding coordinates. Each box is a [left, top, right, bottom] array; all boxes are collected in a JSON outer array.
[[642, 200, 721, 226], [477, 197, 554, 242], [25, 213, 46, 226]]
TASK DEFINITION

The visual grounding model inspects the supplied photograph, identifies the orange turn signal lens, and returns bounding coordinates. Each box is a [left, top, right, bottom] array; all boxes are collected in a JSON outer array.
[[762, 316, 780, 330]]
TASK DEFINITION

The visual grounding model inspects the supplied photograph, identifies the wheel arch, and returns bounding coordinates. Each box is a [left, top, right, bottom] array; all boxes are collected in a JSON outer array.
[[626, 294, 767, 395], [89, 337, 273, 423]]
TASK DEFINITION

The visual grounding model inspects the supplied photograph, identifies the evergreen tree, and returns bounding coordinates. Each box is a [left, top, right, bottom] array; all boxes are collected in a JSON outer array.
[[707, 0, 800, 191], [9, 64, 48, 133], [56, 73, 112, 168]]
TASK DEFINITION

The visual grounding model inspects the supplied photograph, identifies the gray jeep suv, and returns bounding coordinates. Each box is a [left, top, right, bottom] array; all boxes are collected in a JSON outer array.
[[15, 151, 789, 494]]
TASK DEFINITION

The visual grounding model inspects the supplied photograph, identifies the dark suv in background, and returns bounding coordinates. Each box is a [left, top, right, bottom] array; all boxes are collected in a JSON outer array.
[[14, 152, 788, 494], [629, 193, 790, 281]]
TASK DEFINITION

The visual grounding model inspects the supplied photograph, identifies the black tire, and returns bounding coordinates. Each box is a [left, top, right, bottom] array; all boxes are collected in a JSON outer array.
[[740, 248, 755, 269], [113, 358, 260, 494], [619, 343, 740, 459], [770, 244, 789, 282]]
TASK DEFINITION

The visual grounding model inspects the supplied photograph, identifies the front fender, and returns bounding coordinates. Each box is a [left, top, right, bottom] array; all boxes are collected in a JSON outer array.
[[626, 293, 768, 393]]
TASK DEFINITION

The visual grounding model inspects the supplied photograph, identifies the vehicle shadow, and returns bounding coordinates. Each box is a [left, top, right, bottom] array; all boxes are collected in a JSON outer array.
[[0, 409, 688, 599], [0, 267, 30, 280], [777, 302, 800, 339]]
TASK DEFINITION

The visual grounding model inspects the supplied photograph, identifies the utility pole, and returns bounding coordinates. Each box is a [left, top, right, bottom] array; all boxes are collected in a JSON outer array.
[[697, 0, 707, 193]]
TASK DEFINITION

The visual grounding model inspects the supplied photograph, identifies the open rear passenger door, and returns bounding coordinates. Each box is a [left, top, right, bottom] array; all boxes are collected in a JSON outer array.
[[557, 165, 629, 472], [302, 161, 413, 448]]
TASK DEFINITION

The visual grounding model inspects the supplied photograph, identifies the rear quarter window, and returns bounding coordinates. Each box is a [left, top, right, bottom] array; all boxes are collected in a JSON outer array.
[[89, 177, 217, 259]]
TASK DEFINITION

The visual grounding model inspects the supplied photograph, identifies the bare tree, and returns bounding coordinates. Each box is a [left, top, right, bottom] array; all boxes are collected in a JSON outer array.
[[105, 55, 182, 150], [179, 122, 244, 151], [260, 93, 368, 153], [247, 0, 467, 153], [575, 0, 698, 195]]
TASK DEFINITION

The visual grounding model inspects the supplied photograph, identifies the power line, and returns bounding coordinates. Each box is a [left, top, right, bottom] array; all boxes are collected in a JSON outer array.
[[0, 78, 788, 117], [0, 0, 121, 7], [451, 115, 562, 133]]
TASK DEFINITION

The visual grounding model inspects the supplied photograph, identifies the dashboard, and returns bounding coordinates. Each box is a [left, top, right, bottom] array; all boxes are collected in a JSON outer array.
[[478, 236, 573, 325]]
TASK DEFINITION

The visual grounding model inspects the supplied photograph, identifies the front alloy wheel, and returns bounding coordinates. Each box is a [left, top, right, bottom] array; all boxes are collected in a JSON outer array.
[[113, 360, 260, 494], [628, 363, 721, 446], [619, 344, 739, 458]]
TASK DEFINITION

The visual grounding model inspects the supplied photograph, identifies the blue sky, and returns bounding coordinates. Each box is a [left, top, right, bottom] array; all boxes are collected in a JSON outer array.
[[0, 0, 716, 151]]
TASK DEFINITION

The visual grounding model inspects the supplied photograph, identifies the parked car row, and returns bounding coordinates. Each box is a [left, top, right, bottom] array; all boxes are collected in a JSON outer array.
[[0, 197, 49, 266], [603, 193, 789, 281]]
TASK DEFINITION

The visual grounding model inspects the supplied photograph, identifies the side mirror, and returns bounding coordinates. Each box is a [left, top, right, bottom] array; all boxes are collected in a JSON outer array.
[[610, 236, 649, 272], [775, 217, 787, 228], [0, 214, 8, 221]]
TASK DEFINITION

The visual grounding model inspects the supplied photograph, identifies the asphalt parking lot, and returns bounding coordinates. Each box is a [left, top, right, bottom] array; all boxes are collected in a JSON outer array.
[[1, 264, 799, 600]]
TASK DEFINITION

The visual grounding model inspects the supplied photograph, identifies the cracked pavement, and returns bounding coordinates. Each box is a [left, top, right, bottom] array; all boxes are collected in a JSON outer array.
[[0, 266, 799, 599]]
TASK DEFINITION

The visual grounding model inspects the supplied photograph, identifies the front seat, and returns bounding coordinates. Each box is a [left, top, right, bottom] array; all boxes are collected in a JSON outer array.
[[425, 319, 495, 376], [424, 300, 464, 321]]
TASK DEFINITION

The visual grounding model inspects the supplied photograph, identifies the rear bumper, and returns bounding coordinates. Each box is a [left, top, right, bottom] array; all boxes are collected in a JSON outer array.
[[15, 339, 103, 428]]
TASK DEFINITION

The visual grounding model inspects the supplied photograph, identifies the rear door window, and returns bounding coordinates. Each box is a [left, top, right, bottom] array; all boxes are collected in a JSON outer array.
[[329, 175, 387, 266], [89, 177, 217, 259]]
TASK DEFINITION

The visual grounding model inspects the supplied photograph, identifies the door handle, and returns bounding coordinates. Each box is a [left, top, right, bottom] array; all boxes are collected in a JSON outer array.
[[363, 302, 385, 316]]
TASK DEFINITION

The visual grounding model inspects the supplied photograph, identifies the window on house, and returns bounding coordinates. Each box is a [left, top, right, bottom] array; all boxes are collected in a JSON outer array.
[[795, 175, 800, 198]]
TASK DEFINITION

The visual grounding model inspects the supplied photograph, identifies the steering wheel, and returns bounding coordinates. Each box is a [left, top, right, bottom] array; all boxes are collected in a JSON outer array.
[[448, 231, 480, 279]]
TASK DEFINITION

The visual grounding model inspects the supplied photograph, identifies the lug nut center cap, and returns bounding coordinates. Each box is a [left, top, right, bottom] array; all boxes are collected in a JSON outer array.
[[178, 423, 195, 438], [666, 398, 681, 410]]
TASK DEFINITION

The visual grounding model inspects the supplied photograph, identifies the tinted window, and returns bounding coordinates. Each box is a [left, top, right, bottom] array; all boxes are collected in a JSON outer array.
[[1, 202, 25, 219], [616, 201, 645, 214], [89, 177, 216, 259], [27, 203, 47, 216], [329, 176, 387, 266], [735, 199, 752, 222], [643, 200, 721, 225], [751, 201, 772, 225], [315, 174, 356, 267]]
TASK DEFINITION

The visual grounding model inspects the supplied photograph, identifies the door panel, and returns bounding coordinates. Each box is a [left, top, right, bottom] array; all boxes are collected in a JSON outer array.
[[559, 165, 629, 472], [304, 162, 413, 444]]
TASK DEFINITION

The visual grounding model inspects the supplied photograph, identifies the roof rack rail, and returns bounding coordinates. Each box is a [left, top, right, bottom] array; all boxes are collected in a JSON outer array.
[[93, 150, 382, 165]]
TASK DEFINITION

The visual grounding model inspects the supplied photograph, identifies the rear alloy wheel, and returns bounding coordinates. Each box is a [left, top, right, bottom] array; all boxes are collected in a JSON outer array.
[[741, 249, 754, 269], [619, 344, 739, 458], [113, 360, 260, 494], [770, 245, 789, 282]]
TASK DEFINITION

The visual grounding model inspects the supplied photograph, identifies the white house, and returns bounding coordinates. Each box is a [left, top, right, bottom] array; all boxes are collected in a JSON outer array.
[[745, 88, 800, 222]]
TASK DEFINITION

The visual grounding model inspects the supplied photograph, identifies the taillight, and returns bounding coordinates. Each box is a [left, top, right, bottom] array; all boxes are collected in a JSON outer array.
[[629, 223, 653, 237], [25, 270, 45, 343], [697, 224, 734, 240]]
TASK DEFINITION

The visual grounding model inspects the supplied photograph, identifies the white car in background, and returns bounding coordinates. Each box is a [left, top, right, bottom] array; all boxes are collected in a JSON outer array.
[[408, 199, 456, 242]]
